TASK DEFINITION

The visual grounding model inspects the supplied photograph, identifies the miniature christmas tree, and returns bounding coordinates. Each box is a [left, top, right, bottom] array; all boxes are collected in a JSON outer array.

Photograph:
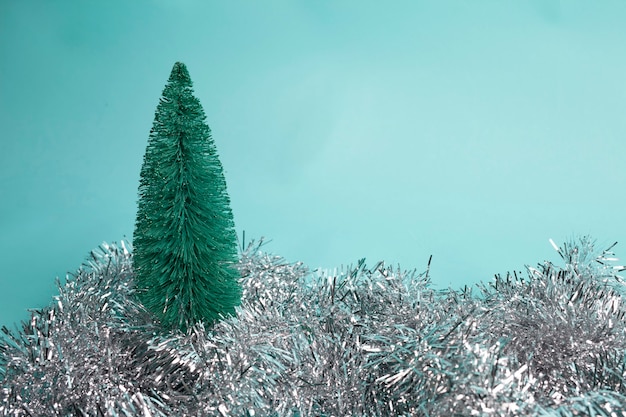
[[133, 62, 241, 331]]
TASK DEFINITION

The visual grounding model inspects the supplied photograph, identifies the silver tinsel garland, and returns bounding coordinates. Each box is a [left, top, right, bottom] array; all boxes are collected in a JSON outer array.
[[2, 237, 626, 416]]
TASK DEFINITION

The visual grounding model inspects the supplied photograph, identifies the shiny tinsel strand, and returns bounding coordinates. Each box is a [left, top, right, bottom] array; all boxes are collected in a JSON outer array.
[[2, 237, 626, 416]]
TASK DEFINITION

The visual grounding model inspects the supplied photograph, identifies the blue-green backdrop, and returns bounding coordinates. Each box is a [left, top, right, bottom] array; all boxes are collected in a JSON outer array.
[[2, 0, 626, 328]]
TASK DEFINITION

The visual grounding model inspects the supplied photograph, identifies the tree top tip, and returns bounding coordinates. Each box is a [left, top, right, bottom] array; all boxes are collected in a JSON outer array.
[[168, 61, 192, 85]]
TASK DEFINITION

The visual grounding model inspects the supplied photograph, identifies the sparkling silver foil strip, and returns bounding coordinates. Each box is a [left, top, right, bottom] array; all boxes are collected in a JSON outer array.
[[2, 237, 626, 416]]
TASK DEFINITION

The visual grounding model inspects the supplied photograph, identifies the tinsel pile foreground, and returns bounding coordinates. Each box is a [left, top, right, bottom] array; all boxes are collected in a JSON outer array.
[[2, 238, 626, 416]]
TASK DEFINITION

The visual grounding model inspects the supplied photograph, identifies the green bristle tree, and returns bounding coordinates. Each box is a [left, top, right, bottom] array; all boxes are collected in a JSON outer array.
[[133, 62, 241, 331]]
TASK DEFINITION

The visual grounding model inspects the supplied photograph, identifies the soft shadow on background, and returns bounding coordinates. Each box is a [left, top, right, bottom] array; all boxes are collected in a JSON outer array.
[[1, 0, 625, 328]]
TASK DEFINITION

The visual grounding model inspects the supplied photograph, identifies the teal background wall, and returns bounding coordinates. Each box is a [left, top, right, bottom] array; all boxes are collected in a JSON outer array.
[[1, 1, 626, 329]]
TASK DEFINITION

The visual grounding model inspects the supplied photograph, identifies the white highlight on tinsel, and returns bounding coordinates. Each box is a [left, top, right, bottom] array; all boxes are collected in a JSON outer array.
[[549, 238, 560, 252]]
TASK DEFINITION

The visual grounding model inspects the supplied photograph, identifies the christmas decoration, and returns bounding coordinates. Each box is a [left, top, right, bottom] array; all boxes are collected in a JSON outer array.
[[133, 62, 241, 332], [2, 237, 626, 416]]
